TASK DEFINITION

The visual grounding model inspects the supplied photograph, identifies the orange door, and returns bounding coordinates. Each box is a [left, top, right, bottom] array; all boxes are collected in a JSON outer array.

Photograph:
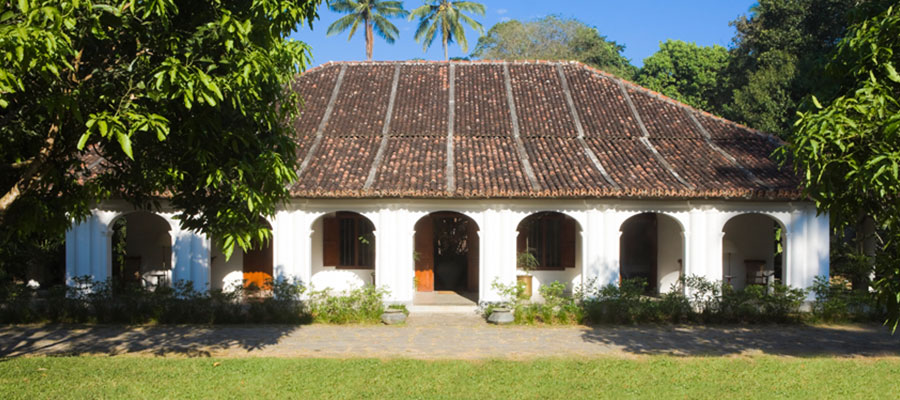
[[414, 217, 434, 292]]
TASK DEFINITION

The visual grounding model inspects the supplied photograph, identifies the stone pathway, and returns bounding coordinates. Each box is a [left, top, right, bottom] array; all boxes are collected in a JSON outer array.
[[2, 313, 899, 359]]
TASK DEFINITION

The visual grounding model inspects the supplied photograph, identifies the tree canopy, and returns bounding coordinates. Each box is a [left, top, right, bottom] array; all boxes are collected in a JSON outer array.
[[635, 40, 729, 111], [0, 0, 323, 263], [471, 16, 637, 79], [409, 0, 485, 61], [326, 0, 408, 60], [780, 6, 900, 330]]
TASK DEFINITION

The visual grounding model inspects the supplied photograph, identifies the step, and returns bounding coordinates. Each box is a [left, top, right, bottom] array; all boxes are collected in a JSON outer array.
[[408, 305, 479, 314]]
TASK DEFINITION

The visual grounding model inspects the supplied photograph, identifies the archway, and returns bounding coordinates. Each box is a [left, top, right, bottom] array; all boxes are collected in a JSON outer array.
[[242, 218, 274, 291], [619, 213, 684, 294], [309, 211, 376, 289], [722, 214, 785, 290], [110, 211, 172, 288], [413, 212, 479, 303], [516, 212, 580, 298]]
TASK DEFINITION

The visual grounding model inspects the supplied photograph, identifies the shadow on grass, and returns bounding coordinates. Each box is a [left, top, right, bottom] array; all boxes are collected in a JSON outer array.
[[0, 324, 300, 358], [579, 324, 900, 356]]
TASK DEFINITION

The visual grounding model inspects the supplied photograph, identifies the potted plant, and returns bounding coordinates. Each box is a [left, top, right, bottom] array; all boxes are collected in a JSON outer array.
[[516, 249, 539, 299]]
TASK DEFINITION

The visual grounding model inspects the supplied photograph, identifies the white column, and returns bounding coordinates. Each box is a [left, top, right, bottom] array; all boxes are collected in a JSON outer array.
[[478, 209, 515, 302], [74, 218, 91, 279], [190, 233, 211, 289], [65, 228, 76, 284]]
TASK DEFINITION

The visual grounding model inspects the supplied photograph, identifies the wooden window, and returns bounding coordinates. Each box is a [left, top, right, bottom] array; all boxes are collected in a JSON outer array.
[[517, 213, 576, 270], [323, 213, 374, 269]]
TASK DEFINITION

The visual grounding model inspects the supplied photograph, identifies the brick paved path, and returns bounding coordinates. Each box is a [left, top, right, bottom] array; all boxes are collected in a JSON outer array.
[[2, 313, 899, 359]]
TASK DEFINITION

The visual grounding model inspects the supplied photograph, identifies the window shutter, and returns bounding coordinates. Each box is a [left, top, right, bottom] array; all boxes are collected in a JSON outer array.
[[560, 217, 576, 268], [322, 216, 339, 266]]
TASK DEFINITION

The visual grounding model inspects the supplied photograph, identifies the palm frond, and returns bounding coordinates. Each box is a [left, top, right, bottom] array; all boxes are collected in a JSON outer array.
[[452, 1, 485, 15], [372, 14, 400, 43], [346, 18, 362, 41], [376, 1, 409, 17], [409, 4, 437, 20], [327, 13, 362, 37], [458, 13, 482, 35], [329, 0, 360, 13], [421, 19, 440, 52]]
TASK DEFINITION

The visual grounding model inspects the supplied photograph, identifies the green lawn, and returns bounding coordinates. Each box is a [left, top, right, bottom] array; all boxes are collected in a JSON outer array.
[[1, 356, 898, 399]]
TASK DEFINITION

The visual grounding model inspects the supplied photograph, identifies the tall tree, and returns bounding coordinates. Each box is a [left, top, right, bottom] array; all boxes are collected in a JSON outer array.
[[780, 6, 900, 330], [409, 0, 485, 61], [326, 0, 408, 61], [0, 0, 322, 264], [471, 16, 637, 79], [723, 0, 862, 136], [636, 40, 729, 112]]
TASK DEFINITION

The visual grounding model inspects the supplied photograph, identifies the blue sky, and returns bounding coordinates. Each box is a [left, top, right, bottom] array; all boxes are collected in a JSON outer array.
[[292, 1, 757, 68]]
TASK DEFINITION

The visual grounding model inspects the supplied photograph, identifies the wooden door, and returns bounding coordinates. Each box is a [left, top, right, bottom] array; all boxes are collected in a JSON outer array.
[[243, 239, 273, 290], [414, 216, 434, 292]]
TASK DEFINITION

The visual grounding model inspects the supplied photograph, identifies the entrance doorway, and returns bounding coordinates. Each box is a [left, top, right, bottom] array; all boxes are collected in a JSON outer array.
[[413, 212, 479, 302], [243, 218, 273, 291]]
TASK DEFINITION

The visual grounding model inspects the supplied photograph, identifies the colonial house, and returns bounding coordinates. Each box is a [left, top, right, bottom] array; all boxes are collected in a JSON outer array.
[[65, 61, 829, 306]]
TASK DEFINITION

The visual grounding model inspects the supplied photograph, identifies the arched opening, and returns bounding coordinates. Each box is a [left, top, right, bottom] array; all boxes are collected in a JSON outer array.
[[516, 212, 580, 298], [413, 212, 479, 305], [110, 211, 172, 288], [619, 213, 684, 295], [722, 214, 785, 290], [242, 218, 274, 291], [310, 211, 376, 290]]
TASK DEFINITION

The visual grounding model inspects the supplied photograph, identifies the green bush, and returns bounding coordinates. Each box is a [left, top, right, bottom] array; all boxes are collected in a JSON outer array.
[[488, 275, 812, 326], [811, 275, 881, 322], [0, 276, 309, 324], [306, 285, 387, 324]]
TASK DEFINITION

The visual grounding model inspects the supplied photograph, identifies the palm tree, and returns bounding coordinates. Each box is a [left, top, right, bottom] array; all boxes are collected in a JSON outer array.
[[327, 0, 409, 61], [409, 1, 485, 61]]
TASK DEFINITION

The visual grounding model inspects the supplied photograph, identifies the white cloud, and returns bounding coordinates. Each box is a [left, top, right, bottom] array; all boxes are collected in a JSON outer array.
[[497, 9, 508, 15], [500, 17, 511, 22]]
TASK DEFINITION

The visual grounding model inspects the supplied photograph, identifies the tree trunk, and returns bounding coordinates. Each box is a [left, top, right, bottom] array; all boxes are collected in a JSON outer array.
[[443, 35, 448, 61], [365, 19, 373, 61]]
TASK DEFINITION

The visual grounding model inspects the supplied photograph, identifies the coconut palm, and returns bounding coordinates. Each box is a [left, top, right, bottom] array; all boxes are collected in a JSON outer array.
[[409, 1, 485, 61], [327, 0, 409, 61]]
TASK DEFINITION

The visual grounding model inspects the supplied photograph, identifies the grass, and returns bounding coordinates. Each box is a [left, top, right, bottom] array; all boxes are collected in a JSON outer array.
[[1, 356, 899, 399]]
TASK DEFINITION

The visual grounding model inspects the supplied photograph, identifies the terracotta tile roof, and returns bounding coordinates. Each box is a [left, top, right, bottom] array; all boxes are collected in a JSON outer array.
[[289, 60, 801, 200]]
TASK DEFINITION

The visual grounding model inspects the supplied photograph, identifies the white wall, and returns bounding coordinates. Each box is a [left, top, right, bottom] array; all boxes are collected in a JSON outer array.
[[657, 215, 683, 293], [210, 243, 243, 291], [69, 199, 829, 304]]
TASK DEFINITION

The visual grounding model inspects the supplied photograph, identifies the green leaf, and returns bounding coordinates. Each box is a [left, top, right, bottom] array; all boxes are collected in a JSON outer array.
[[886, 63, 900, 83], [811, 96, 822, 109], [117, 132, 133, 159], [76, 132, 91, 150]]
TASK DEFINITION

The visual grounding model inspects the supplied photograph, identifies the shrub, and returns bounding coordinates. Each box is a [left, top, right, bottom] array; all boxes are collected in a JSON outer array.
[[306, 285, 387, 324], [811, 275, 881, 322], [488, 279, 582, 325]]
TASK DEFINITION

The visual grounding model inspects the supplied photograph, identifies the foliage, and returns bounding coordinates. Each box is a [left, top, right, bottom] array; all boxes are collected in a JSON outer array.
[[515, 250, 539, 274], [487, 276, 813, 325], [471, 16, 637, 79], [779, 6, 900, 330], [306, 284, 387, 324], [811, 275, 881, 322], [409, 0, 484, 60], [722, 0, 873, 136], [0, 0, 324, 265], [0, 276, 310, 324], [635, 40, 729, 112], [327, 0, 408, 60]]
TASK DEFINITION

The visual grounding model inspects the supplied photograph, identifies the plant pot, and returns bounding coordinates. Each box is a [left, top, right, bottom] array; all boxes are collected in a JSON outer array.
[[487, 307, 514, 324], [381, 308, 407, 325], [517, 275, 533, 299]]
